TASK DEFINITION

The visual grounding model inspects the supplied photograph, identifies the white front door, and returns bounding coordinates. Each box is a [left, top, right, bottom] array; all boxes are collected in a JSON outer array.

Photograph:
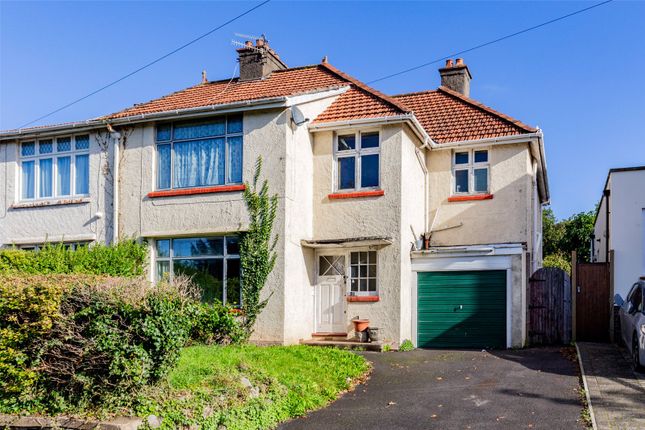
[[315, 254, 346, 333]]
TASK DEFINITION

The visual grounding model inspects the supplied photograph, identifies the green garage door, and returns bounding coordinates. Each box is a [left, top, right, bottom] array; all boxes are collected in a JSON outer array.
[[417, 270, 506, 349]]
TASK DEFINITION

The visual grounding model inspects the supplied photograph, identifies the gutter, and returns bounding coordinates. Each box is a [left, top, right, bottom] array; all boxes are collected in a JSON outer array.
[[0, 97, 291, 141], [308, 113, 436, 148]]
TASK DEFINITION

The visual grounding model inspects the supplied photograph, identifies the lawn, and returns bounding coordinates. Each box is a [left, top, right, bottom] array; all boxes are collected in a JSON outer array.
[[129, 345, 370, 429]]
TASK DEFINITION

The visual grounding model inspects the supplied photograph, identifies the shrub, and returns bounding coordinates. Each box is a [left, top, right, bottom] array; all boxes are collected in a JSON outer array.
[[0, 275, 76, 410], [0, 275, 243, 413], [399, 339, 414, 352], [0, 240, 147, 277], [543, 253, 572, 274], [188, 302, 246, 345]]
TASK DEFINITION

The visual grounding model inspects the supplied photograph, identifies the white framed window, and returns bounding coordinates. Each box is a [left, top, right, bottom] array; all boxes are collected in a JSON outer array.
[[155, 236, 241, 306], [19, 135, 90, 201], [334, 131, 380, 191], [155, 115, 243, 190], [349, 251, 377, 296], [18, 241, 92, 251], [452, 149, 489, 195]]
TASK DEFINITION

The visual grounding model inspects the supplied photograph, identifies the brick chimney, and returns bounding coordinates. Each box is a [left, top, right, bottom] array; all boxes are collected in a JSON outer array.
[[237, 37, 287, 81], [438, 58, 472, 97]]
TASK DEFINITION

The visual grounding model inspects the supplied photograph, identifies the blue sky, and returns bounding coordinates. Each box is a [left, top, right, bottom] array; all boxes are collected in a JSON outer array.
[[1, 1, 643, 219]]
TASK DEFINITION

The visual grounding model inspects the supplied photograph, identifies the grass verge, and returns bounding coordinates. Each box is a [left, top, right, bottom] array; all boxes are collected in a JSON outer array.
[[128, 344, 369, 429]]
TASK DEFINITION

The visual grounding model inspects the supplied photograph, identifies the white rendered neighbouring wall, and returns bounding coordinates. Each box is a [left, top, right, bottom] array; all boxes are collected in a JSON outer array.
[[608, 170, 645, 299], [0, 136, 113, 247]]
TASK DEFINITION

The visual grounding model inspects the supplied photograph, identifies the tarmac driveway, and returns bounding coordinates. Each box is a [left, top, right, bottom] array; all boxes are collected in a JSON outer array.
[[281, 347, 585, 430]]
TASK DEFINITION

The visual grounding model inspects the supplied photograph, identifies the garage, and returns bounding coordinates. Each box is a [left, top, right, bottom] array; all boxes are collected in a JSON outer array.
[[417, 270, 507, 349]]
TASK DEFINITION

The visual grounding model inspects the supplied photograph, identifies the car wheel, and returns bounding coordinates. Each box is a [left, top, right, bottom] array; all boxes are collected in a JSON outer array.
[[633, 334, 644, 372]]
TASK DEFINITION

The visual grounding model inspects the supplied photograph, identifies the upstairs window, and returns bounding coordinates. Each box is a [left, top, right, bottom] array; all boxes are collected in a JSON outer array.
[[335, 131, 380, 191], [156, 115, 243, 190], [452, 149, 489, 195], [20, 135, 90, 200]]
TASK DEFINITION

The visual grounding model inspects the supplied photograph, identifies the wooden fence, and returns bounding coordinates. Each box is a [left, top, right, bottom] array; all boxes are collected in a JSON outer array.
[[528, 267, 572, 345]]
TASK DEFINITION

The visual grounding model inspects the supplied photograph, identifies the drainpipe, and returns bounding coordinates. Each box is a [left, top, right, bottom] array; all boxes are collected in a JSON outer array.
[[604, 189, 610, 262], [414, 147, 429, 241], [108, 125, 121, 244]]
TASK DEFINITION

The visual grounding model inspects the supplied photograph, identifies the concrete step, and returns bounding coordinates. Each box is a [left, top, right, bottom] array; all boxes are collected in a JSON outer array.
[[300, 338, 384, 351]]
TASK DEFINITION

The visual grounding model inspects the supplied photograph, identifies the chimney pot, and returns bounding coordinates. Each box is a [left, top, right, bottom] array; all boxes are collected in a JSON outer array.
[[439, 58, 472, 97], [322, 55, 328, 64], [237, 38, 287, 81], [201, 70, 208, 84]]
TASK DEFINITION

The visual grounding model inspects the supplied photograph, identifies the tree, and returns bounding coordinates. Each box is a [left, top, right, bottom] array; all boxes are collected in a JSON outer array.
[[542, 208, 565, 258], [561, 211, 595, 263], [542, 207, 595, 264], [239, 158, 278, 337]]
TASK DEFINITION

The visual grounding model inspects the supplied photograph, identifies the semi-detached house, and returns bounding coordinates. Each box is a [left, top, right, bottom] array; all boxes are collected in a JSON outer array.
[[0, 40, 549, 349]]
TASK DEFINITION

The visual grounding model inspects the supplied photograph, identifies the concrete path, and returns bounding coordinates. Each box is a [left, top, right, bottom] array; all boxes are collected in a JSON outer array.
[[577, 342, 645, 430], [281, 347, 584, 430]]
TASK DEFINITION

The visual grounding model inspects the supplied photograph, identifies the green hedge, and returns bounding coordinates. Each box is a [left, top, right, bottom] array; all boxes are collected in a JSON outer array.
[[0, 240, 147, 277], [0, 275, 244, 414]]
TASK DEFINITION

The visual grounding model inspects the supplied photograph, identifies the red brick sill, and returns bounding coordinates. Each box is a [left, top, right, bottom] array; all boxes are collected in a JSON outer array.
[[328, 190, 384, 200], [148, 184, 246, 198], [347, 296, 380, 302], [447, 193, 493, 202]]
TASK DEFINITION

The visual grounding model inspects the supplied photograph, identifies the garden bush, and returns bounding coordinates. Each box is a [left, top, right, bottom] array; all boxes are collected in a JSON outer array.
[[0, 240, 147, 277], [0, 275, 244, 413]]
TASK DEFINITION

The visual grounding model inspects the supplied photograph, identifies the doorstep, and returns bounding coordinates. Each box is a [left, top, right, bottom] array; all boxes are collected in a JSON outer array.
[[300, 338, 384, 352]]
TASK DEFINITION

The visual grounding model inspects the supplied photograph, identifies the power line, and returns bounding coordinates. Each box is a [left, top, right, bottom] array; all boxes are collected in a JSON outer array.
[[367, 0, 613, 84], [18, 0, 271, 129]]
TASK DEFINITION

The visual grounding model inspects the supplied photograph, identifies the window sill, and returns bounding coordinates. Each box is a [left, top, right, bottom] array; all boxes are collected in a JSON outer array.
[[447, 193, 493, 202], [11, 197, 91, 209], [328, 190, 384, 200], [148, 184, 246, 198], [347, 295, 380, 302]]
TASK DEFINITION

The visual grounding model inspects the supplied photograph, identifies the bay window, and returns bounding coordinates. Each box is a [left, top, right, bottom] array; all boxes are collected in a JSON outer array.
[[452, 149, 489, 195], [155, 115, 243, 190], [20, 135, 90, 200], [155, 236, 241, 306], [335, 131, 380, 191]]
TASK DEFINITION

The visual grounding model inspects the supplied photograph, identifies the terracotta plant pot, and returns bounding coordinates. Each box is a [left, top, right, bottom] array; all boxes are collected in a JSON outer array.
[[352, 318, 369, 333]]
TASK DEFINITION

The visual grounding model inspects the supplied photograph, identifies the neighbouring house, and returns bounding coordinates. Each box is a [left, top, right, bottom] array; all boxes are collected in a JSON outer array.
[[592, 166, 645, 299], [0, 39, 549, 348]]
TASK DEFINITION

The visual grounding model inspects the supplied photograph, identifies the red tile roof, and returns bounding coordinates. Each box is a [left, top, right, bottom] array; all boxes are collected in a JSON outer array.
[[105, 65, 349, 119], [3, 62, 537, 146], [394, 86, 536, 144], [106, 62, 409, 125]]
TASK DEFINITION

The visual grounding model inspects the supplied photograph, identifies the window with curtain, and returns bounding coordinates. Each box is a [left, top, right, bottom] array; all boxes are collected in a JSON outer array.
[[155, 115, 243, 190], [19, 135, 90, 200], [334, 131, 380, 191], [155, 236, 241, 306]]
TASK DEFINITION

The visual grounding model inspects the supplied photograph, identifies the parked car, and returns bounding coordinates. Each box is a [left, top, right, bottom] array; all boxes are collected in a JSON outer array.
[[616, 278, 645, 371]]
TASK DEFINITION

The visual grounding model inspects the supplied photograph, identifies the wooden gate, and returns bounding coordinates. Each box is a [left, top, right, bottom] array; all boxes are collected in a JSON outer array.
[[528, 267, 572, 345], [575, 262, 610, 342]]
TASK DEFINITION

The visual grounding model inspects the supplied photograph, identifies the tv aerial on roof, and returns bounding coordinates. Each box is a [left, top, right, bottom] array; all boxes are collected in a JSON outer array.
[[234, 32, 264, 41]]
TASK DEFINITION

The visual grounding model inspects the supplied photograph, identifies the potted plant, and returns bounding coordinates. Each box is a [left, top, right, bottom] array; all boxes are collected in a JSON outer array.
[[352, 317, 369, 342]]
